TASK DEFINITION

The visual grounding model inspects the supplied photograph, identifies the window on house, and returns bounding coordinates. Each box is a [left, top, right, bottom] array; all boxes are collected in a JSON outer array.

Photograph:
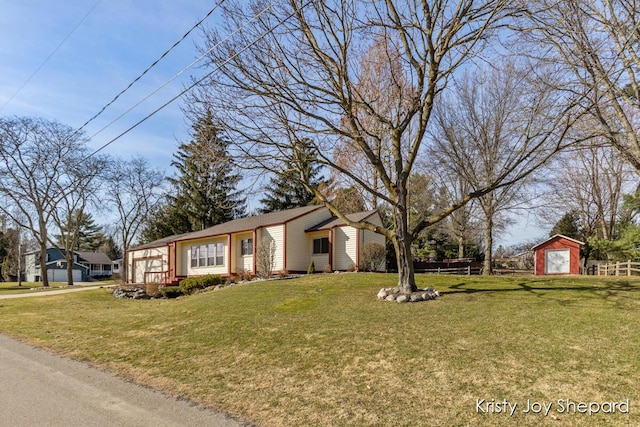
[[216, 242, 224, 265], [207, 243, 215, 266], [313, 237, 329, 254], [198, 245, 206, 266], [241, 238, 253, 256], [191, 246, 198, 267]]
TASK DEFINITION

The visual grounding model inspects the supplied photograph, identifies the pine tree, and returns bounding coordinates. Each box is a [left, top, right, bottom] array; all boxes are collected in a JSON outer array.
[[168, 109, 246, 230], [55, 210, 105, 252], [260, 141, 325, 213]]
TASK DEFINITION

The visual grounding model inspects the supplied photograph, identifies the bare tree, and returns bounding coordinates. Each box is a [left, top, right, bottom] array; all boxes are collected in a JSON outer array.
[[256, 237, 277, 279], [194, 0, 574, 293], [429, 63, 561, 274], [539, 137, 635, 253], [50, 153, 108, 285], [0, 117, 89, 287], [103, 156, 165, 283], [521, 0, 640, 171]]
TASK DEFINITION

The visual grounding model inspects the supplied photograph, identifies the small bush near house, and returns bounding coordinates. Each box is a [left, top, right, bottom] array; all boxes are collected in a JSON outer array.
[[179, 275, 223, 295], [145, 282, 161, 298], [159, 286, 182, 298], [322, 264, 332, 274], [360, 242, 386, 272], [307, 260, 315, 274]]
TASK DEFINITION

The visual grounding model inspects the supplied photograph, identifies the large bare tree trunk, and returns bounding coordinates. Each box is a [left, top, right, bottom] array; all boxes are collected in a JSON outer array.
[[482, 217, 493, 276], [393, 200, 417, 293]]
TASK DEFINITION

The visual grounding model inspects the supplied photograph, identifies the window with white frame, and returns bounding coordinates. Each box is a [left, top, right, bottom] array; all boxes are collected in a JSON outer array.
[[191, 243, 225, 267], [240, 238, 253, 256]]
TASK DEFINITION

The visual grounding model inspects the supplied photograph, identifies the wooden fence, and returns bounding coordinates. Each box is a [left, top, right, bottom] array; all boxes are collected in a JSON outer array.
[[414, 265, 482, 275], [596, 261, 640, 276]]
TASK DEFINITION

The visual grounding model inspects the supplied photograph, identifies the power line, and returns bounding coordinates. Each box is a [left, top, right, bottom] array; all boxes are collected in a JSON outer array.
[[74, 0, 227, 135], [83, 0, 302, 161], [0, 0, 103, 113]]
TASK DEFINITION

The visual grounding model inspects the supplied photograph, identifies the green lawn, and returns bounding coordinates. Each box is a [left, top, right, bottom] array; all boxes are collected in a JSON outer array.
[[0, 280, 115, 294], [0, 274, 638, 426]]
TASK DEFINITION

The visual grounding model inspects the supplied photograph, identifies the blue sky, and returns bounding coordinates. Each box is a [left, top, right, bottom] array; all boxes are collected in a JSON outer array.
[[0, 0, 217, 170], [0, 1, 546, 247]]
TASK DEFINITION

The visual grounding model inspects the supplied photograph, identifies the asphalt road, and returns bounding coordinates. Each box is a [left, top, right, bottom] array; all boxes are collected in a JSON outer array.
[[0, 334, 247, 426]]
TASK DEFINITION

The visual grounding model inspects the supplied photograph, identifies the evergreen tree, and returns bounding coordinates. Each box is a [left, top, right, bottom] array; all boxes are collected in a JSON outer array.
[[260, 141, 325, 213], [140, 198, 192, 243], [55, 210, 105, 252], [550, 211, 582, 240], [168, 109, 246, 230]]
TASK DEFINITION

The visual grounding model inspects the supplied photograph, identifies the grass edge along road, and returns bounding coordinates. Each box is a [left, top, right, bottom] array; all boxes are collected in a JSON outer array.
[[0, 274, 638, 427]]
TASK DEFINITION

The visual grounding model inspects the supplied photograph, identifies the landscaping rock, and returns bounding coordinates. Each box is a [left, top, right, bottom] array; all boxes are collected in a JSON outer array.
[[396, 295, 409, 303], [378, 286, 440, 304]]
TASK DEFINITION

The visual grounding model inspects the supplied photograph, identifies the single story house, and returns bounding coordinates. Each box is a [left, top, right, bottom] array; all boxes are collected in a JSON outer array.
[[532, 234, 584, 275], [24, 248, 114, 282], [126, 205, 386, 285], [77, 251, 113, 277]]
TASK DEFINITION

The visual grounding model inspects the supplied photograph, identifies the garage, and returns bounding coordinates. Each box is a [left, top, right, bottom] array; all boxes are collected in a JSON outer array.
[[134, 257, 164, 284], [47, 268, 82, 283]]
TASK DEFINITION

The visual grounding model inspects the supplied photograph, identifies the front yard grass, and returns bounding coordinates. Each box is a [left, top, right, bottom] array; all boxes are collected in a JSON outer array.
[[0, 274, 638, 426]]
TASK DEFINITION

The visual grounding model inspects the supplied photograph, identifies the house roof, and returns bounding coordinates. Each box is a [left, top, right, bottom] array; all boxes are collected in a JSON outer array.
[[531, 234, 585, 250], [131, 205, 326, 250], [77, 251, 112, 264], [305, 210, 379, 232]]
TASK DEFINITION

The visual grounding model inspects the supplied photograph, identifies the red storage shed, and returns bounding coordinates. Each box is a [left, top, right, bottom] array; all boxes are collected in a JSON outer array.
[[532, 234, 584, 276]]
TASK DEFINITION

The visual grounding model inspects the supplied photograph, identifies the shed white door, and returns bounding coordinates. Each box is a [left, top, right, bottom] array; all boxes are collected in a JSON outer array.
[[545, 249, 570, 274], [47, 269, 82, 282]]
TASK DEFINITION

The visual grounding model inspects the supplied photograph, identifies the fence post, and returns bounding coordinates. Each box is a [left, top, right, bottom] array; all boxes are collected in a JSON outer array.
[[629, 260, 632, 277], [467, 265, 471, 275], [616, 261, 620, 276]]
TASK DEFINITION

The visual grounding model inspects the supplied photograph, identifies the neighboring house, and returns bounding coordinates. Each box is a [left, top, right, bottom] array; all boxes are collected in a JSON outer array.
[[126, 205, 386, 285], [24, 248, 89, 282], [112, 259, 123, 277], [77, 251, 113, 277], [24, 248, 114, 282], [532, 234, 584, 275]]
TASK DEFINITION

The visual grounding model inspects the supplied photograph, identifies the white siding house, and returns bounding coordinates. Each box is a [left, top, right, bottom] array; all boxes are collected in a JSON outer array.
[[126, 205, 386, 284]]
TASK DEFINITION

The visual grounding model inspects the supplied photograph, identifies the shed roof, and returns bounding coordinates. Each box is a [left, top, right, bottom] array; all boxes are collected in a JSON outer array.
[[531, 234, 585, 251]]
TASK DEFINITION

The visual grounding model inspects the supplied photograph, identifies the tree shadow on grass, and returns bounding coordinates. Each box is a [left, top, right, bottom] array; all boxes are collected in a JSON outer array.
[[440, 280, 640, 309]]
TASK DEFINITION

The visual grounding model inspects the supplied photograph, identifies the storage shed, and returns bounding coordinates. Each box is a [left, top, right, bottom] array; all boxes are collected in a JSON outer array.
[[532, 234, 584, 276]]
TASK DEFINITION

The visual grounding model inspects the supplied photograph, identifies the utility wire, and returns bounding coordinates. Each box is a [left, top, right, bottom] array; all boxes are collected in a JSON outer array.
[[83, 0, 302, 161], [0, 0, 103, 113], [75, 0, 227, 135], [84, 0, 282, 144]]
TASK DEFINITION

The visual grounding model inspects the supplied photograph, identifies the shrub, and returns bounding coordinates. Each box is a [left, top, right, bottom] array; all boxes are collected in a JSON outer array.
[[236, 269, 253, 281], [159, 286, 183, 298], [145, 282, 161, 298], [323, 264, 332, 274], [360, 242, 386, 272], [307, 260, 315, 274], [179, 274, 223, 295]]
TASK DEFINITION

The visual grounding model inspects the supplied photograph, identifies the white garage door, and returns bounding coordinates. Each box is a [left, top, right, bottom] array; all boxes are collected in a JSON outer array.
[[47, 269, 82, 282], [134, 258, 164, 284], [545, 249, 570, 274]]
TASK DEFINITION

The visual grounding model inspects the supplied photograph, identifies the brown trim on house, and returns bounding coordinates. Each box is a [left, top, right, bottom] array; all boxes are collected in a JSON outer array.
[[283, 224, 287, 271], [252, 228, 258, 274], [227, 234, 232, 276], [328, 227, 334, 270], [355, 229, 361, 271]]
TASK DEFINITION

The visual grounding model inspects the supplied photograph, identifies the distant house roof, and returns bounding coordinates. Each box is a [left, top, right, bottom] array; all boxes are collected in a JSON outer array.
[[77, 251, 112, 264], [531, 234, 585, 251], [132, 205, 326, 250], [305, 210, 378, 232]]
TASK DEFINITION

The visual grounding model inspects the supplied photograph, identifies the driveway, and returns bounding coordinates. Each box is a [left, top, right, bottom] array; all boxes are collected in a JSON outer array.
[[0, 334, 247, 426], [0, 283, 112, 299]]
